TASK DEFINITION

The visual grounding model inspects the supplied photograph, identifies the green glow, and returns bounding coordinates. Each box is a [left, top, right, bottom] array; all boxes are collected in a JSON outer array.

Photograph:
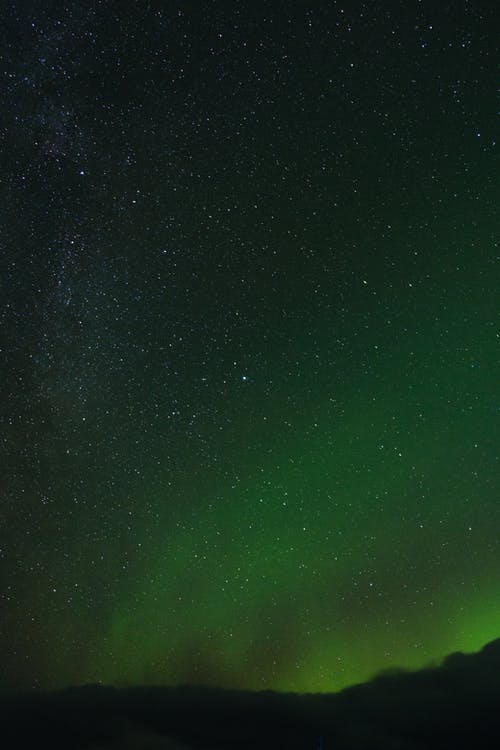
[[77, 277, 498, 691]]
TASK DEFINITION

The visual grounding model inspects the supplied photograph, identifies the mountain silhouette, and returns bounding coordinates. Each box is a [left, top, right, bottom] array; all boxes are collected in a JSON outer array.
[[2, 639, 500, 749]]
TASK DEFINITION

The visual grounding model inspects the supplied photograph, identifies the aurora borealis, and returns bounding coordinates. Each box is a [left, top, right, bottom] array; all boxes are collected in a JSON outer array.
[[1, 0, 498, 696]]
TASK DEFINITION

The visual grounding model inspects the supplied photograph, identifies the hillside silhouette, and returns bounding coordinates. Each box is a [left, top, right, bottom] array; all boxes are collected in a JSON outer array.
[[2, 638, 500, 749]]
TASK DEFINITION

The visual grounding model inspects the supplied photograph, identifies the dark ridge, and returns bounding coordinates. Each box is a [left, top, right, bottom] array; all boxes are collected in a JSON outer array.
[[2, 639, 500, 749]]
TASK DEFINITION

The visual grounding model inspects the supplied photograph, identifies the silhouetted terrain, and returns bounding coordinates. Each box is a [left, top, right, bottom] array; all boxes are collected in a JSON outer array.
[[2, 639, 500, 749]]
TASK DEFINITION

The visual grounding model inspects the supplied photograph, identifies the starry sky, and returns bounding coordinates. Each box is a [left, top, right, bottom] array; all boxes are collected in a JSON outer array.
[[1, 0, 498, 694]]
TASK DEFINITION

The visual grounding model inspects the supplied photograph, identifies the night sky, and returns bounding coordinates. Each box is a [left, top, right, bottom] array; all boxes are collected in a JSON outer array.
[[1, 0, 498, 695]]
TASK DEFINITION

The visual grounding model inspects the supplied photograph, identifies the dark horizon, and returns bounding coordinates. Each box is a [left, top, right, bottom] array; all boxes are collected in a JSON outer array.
[[3, 634, 498, 699], [2, 638, 500, 749]]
